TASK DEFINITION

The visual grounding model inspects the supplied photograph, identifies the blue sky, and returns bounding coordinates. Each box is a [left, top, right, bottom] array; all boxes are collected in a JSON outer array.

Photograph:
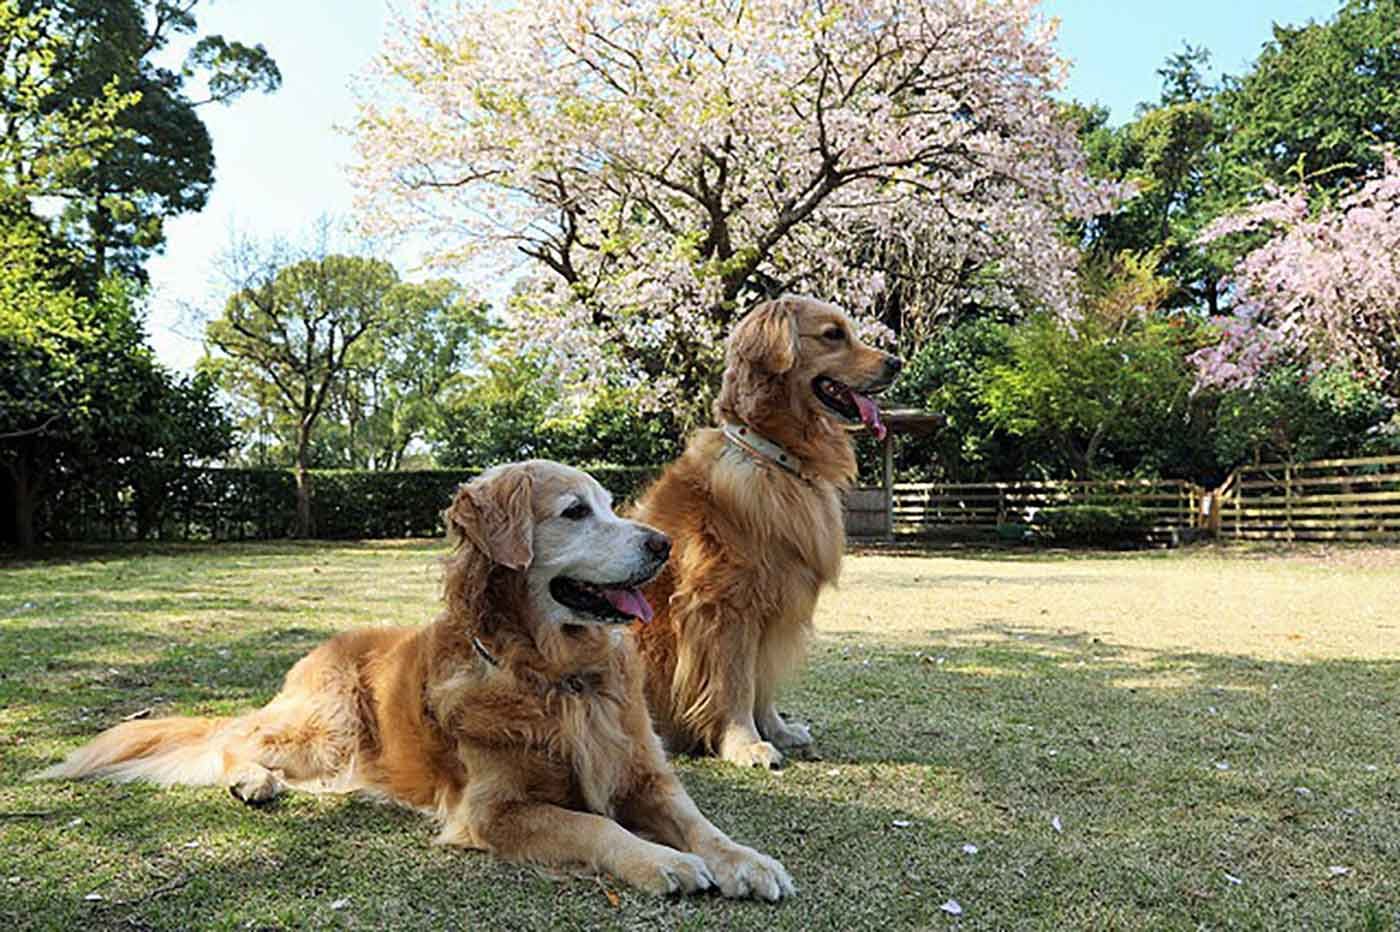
[[144, 0, 1341, 371]]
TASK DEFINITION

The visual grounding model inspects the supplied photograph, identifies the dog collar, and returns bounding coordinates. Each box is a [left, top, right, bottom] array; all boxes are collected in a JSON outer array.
[[473, 635, 596, 697], [472, 636, 499, 668], [721, 422, 805, 478]]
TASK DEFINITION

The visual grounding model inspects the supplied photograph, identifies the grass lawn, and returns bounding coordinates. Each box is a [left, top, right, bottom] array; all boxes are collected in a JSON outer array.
[[2, 540, 1398, 930]]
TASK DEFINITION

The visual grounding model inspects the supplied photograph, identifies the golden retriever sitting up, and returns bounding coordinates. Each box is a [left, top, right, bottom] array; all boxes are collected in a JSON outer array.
[[631, 296, 902, 768], [34, 461, 794, 899]]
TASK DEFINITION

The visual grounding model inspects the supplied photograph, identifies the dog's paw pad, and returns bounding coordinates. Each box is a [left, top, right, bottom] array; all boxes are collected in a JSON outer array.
[[704, 845, 796, 901], [725, 740, 784, 770], [229, 771, 285, 807], [646, 852, 714, 896]]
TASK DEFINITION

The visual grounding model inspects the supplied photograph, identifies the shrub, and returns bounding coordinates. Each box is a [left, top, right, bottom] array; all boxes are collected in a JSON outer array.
[[1036, 503, 1151, 546], [39, 464, 663, 542]]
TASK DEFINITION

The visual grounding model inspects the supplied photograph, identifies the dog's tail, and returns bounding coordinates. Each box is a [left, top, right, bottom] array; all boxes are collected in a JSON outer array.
[[31, 716, 233, 786]]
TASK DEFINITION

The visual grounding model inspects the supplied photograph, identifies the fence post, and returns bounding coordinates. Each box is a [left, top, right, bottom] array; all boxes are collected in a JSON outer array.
[[882, 434, 894, 541], [1285, 462, 1295, 542]]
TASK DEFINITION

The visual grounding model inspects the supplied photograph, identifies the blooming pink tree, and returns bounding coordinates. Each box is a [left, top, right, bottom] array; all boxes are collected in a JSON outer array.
[[1193, 151, 1400, 397], [352, 0, 1121, 417]]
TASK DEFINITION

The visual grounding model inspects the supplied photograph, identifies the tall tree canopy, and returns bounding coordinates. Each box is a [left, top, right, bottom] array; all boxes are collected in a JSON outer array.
[[1218, 0, 1400, 189], [14, 0, 280, 280], [202, 240, 401, 536], [353, 0, 1122, 421], [1, 0, 250, 547]]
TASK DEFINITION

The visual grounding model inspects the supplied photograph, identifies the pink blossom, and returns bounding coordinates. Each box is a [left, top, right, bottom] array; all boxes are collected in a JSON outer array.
[[1193, 150, 1400, 394], [350, 0, 1126, 408]]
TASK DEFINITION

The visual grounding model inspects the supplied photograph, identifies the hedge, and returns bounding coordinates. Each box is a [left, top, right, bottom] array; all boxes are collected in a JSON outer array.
[[1036, 503, 1152, 546], [39, 464, 662, 543]]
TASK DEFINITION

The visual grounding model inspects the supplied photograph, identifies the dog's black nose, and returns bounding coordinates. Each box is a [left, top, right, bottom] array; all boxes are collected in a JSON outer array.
[[884, 354, 904, 376], [644, 531, 671, 561]]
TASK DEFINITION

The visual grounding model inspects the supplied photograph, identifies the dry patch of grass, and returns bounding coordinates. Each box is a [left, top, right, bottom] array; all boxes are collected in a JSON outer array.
[[2, 541, 1398, 930]]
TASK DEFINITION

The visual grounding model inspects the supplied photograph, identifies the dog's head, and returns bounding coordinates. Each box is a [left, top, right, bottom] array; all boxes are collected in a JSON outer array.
[[445, 460, 670, 627], [719, 295, 902, 440]]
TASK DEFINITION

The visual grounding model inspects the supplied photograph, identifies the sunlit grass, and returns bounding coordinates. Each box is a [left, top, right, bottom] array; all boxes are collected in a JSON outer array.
[[2, 541, 1397, 929]]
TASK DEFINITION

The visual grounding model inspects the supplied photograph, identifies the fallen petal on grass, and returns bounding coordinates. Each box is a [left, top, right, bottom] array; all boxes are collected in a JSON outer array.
[[941, 899, 963, 916]]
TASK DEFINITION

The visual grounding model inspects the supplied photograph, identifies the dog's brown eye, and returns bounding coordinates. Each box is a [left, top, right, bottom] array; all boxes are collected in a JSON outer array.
[[561, 502, 591, 520], [823, 326, 846, 342]]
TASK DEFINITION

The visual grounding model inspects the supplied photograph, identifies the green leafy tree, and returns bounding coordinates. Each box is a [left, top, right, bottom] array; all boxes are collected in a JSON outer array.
[[29, 0, 280, 280], [979, 254, 1209, 479], [432, 352, 681, 470], [1, 5, 233, 547], [203, 240, 399, 536], [1213, 365, 1396, 468], [1, 223, 231, 546], [334, 281, 488, 470], [1074, 45, 1235, 313], [1219, 0, 1400, 190], [884, 317, 1025, 483]]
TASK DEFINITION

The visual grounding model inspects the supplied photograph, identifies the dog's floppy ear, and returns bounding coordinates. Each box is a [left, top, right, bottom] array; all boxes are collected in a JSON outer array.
[[730, 299, 798, 374], [445, 468, 534, 571]]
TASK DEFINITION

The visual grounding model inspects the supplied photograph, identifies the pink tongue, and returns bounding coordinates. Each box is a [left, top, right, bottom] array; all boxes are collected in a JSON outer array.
[[852, 390, 886, 441], [602, 587, 654, 623]]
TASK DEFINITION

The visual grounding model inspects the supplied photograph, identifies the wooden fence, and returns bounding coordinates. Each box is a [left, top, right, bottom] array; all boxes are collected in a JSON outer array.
[[847, 478, 1203, 541], [1215, 454, 1400, 542]]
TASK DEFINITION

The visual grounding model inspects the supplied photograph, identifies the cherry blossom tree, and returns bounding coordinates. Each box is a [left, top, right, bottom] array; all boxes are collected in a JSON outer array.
[[352, 0, 1123, 418], [1192, 150, 1400, 397]]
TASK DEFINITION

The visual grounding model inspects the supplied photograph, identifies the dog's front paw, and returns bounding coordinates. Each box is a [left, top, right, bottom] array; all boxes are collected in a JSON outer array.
[[768, 718, 812, 750], [723, 739, 784, 769], [626, 849, 716, 897], [702, 843, 796, 901], [228, 768, 286, 807]]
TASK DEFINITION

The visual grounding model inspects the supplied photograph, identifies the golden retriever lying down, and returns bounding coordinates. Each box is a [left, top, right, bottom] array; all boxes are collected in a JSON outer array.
[[34, 461, 794, 900], [632, 296, 901, 768]]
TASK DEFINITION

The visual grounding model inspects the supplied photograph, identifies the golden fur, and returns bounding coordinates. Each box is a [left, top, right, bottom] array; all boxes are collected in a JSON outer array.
[[631, 296, 901, 768], [34, 461, 794, 899]]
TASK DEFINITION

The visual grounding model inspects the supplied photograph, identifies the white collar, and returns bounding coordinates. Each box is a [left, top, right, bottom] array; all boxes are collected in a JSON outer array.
[[721, 421, 805, 478]]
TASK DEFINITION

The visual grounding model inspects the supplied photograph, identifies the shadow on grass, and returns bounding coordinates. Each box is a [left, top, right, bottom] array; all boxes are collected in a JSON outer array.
[[3, 558, 1399, 929]]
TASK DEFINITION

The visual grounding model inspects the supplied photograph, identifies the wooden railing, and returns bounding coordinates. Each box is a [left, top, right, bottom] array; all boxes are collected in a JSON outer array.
[[846, 477, 1202, 540], [848, 455, 1400, 544], [1217, 454, 1400, 542]]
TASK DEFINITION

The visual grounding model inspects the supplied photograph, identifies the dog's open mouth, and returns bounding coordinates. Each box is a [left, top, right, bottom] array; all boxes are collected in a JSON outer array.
[[550, 576, 655, 624], [812, 376, 888, 441]]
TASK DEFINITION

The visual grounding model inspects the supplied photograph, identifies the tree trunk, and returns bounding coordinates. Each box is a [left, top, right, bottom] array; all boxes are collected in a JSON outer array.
[[294, 423, 313, 538], [7, 455, 38, 550]]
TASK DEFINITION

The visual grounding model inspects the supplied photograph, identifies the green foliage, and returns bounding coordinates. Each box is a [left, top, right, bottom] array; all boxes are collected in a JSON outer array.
[[203, 247, 402, 535], [36, 0, 281, 279], [39, 465, 662, 542], [978, 260, 1209, 480], [1219, 0, 1400, 189], [1037, 503, 1152, 546], [433, 354, 681, 470], [1, 224, 234, 546], [1212, 365, 1396, 468], [0, 2, 140, 207], [332, 281, 489, 470], [882, 316, 1023, 482]]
